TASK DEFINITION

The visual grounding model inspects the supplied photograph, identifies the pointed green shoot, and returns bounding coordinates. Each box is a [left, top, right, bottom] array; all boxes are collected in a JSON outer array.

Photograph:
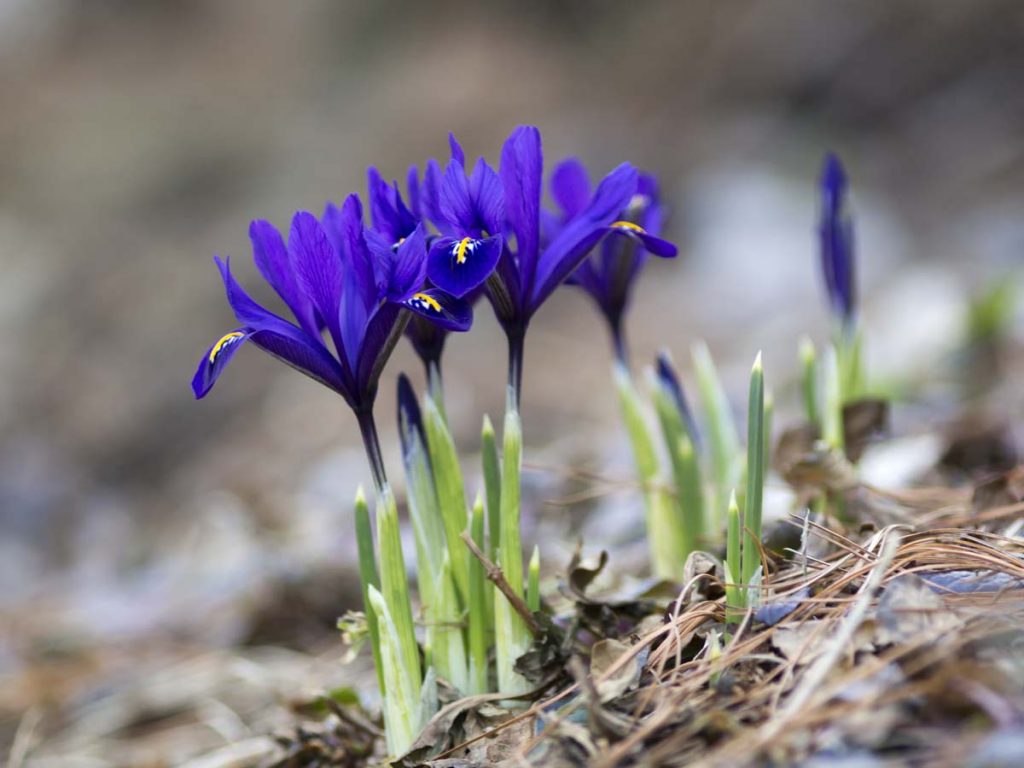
[[423, 396, 470, 602], [481, 414, 502, 560], [494, 394, 531, 695], [799, 335, 820, 428], [467, 493, 488, 694], [742, 353, 765, 587], [692, 341, 742, 533], [527, 545, 541, 613], [725, 490, 743, 620]]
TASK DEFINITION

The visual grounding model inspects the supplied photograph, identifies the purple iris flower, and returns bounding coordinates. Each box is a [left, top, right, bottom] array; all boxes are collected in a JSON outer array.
[[424, 134, 506, 301], [363, 165, 450, 372], [559, 164, 677, 363], [819, 153, 856, 328], [363, 158, 479, 388], [426, 126, 642, 403], [365, 166, 420, 247], [191, 197, 472, 487]]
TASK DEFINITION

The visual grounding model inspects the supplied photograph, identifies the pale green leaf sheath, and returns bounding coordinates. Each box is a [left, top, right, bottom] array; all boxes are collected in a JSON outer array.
[[481, 415, 501, 635], [725, 490, 743, 620], [494, 397, 532, 696], [354, 487, 385, 693], [481, 415, 502, 561], [368, 586, 421, 758], [692, 341, 742, 535], [467, 494, 488, 694], [398, 414, 445, 668], [799, 335, 820, 428], [376, 485, 423, 744], [823, 344, 845, 451], [423, 396, 470, 602], [675, 433, 705, 554], [435, 554, 469, 693], [615, 363, 682, 579], [649, 365, 703, 557], [742, 353, 765, 587]]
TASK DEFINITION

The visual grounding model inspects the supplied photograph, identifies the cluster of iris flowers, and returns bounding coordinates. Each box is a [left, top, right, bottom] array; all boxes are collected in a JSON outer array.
[[192, 127, 863, 755], [192, 125, 676, 756]]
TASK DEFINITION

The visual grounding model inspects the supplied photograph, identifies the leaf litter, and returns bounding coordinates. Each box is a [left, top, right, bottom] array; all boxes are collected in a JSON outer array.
[[11, 429, 1024, 768]]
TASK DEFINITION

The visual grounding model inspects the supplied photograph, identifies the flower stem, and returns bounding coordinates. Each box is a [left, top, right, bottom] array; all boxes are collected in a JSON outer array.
[[506, 326, 526, 409], [427, 360, 448, 423], [356, 408, 388, 493], [611, 320, 629, 368]]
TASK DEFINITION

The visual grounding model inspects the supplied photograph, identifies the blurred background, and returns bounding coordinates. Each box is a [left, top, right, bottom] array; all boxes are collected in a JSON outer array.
[[1, 1, 1022, 764]]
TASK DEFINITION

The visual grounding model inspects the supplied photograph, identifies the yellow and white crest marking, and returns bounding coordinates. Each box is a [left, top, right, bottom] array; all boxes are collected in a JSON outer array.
[[209, 331, 245, 363], [453, 237, 474, 265], [610, 220, 646, 234], [410, 292, 442, 313]]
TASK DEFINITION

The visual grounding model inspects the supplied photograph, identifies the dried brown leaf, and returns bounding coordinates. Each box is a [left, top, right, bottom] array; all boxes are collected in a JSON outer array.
[[590, 639, 640, 703], [874, 574, 961, 646]]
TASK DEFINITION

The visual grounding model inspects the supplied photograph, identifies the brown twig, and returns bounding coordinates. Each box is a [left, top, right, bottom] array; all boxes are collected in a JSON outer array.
[[460, 531, 542, 636]]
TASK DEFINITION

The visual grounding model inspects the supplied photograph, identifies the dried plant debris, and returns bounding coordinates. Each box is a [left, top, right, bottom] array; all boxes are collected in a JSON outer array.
[[774, 426, 859, 495], [193, 499, 1024, 768], [842, 398, 890, 464], [369, 523, 1024, 768], [940, 416, 1018, 478], [972, 465, 1024, 515], [19, 517, 1023, 768], [269, 707, 377, 768], [19, 448, 1024, 768], [873, 573, 962, 645]]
